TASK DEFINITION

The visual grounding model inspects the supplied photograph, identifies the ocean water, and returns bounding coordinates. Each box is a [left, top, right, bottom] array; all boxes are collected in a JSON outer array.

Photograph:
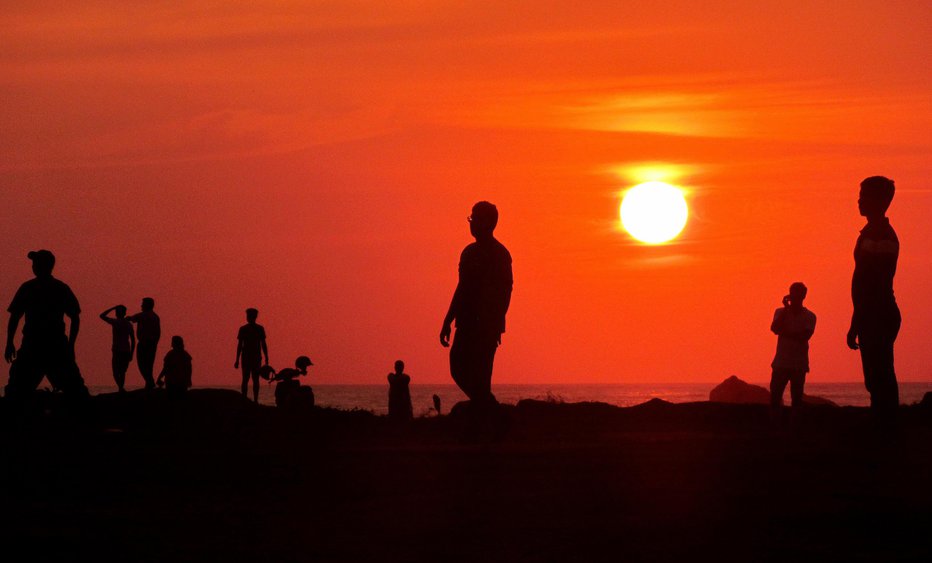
[[90, 382, 932, 415]]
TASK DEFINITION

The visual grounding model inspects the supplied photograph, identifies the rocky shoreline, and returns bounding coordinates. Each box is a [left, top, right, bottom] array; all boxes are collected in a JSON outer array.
[[0, 389, 930, 562]]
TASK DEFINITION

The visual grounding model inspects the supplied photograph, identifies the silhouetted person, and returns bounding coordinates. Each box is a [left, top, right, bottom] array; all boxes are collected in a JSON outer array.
[[264, 356, 314, 409], [157, 335, 192, 397], [432, 394, 442, 416], [234, 307, 268, 403], [100, 305, 136, 393], [128, 297, 160, 390], [770, 282, 816, 421], [440, 201, 513, 407], [387, 360, 413, 421], [4, 250, 89, 399], [847, 176, 901, 425]]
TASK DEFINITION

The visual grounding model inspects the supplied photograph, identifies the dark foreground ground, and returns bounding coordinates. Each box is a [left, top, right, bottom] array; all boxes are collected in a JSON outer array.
[[0, 390, 930, 563]]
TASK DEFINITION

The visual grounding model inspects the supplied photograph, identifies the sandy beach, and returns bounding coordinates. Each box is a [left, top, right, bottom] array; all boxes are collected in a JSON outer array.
[[1, 389, 929, 562]]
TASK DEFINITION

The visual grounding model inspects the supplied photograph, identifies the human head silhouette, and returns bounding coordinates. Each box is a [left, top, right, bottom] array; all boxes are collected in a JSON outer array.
[[27, 250, 55, 278], [858, 176, 895, 218], [295, 356, 313, 372], [141, 297, 155, 312], [246, 308, 258, 323], [115, 305, 127, 318], [171, 335, 184, 350], [789, 282, 807, 307], [394, 360, 405, 374], [468, 201, 498, 239]]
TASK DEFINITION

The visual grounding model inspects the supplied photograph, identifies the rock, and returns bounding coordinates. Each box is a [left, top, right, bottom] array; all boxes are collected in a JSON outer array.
[[709, 375, 837, 407], [710, 376, 770, 404]]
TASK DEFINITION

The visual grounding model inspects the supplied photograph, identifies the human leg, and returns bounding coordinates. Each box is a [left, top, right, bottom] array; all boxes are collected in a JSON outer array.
[[450, 328, 498, 405], [45, 346, 89, 399], [112, 350, 131, 391], [240, 364, 251, 397], [860, 311, 900, 423], [137, 341, 157, 389], [4, 346, 45, 400], [788, 370, 806, 409], [861, 339, 899, 417], [769, 369, 790, 411]]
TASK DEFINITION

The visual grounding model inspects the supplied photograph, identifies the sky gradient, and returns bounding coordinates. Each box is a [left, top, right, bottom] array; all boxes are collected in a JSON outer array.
[[2, 1, 930, 386]]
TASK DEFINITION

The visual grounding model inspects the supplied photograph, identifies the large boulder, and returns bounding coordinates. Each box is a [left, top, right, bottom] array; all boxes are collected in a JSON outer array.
[[710, 375, 770, 404], [709, 375, 837, 407]]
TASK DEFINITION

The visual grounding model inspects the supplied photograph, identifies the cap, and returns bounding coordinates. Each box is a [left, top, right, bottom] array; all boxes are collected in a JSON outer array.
[[27, 249, 55, 262], [27, 249, 55, 270]]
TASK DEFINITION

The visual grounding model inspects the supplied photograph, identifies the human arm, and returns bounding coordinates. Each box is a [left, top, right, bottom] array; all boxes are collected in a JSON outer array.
[[770, 300, 788, 335], [5, 311, 22, 363], [847, 313, 859, 350], [440, 291, 458, 347], [234, 338, 242, 369], [67, 313, 80, 349], [157, 354, 167, 386], [261, 338, 269, 366], [129, 324, 136, 356], [99, 306, 117, 322]]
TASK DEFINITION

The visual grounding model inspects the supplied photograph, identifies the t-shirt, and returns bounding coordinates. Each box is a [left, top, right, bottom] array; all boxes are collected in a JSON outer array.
[[237, 323, 266, 361], [129, 311, 161, 343], [103, 317, 134, 353], [771, 307, 817, 372], [852, 218, 899, 318], [453, 237, 513, 334], [8, 276, 80, 340]]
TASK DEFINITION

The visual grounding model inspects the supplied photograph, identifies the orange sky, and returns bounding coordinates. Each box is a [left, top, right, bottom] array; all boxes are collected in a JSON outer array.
[[1, 1, 930, 387]]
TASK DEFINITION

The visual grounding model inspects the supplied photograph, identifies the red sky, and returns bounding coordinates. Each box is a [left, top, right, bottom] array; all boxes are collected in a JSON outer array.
[[1, 1, 930, 387]]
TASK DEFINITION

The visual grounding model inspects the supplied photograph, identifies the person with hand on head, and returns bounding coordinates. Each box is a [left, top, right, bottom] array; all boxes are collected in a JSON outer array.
[[100, 305, 135, 393]]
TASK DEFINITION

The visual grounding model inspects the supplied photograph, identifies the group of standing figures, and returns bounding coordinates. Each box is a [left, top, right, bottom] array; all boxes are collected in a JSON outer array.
[[1, 178, 905, 427], [3, 249, 191, 399], [765, 176, 902, 426]]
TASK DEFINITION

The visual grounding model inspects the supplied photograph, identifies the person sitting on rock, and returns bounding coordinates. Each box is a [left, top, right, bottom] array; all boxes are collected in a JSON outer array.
[[263, 356, 314, 409], [157, 335, 192, 397]]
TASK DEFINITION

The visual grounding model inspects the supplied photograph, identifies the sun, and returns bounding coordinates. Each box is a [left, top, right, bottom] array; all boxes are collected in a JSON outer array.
[[619, 181, 688, 244]]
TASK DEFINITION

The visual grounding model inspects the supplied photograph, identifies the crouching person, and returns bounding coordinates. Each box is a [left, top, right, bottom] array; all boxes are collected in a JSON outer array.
[[157, 335, 192, 397]]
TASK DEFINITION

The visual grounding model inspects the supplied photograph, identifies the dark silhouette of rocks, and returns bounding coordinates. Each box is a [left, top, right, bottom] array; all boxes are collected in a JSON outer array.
[[1, 389, 930, 562], [710, 375, 837, 406]]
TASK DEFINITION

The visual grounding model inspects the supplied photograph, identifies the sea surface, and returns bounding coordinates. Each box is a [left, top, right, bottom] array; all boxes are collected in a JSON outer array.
[[89, 382, 932, 415]]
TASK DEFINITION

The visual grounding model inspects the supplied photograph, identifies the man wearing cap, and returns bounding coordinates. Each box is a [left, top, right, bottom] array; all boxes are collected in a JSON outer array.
[[4, 250, 89, 398], [440, 201, 513, 407]]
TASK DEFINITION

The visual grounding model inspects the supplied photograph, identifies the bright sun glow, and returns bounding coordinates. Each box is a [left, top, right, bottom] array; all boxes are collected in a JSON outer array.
[[620, 181, 688, 244]]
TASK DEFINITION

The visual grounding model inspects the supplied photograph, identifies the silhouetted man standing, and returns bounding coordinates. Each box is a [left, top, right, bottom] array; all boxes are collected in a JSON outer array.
[[770, 282, 816, 420], [4, 250, 89, 399], [128, 297, 160, 390], [235, 307, 268, 403], [847, 176, 901, 424], [440, 201, 513, 406]]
